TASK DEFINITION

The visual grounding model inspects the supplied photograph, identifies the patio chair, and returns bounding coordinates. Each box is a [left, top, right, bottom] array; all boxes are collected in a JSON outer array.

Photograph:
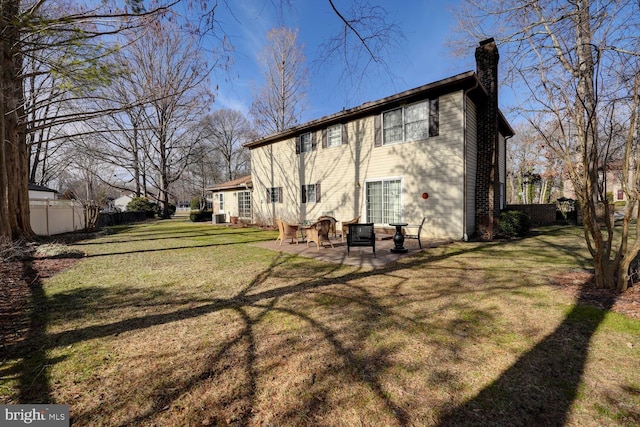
[[306, 219, 335, 250], [403, 217, 426, 249], [275, 218, 299, 246], [340, 216, 361, 242], [317, 215, 337, 238], [347, 223, 375, 257]]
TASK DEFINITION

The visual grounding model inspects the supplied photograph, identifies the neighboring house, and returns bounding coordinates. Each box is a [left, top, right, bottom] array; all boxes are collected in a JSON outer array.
[[28, 183, 58, 199], [113, 194, 134, 212], [245, 39, 514, 240], [207, 175, 253, 223], [605, 162, 629, 203], [563, 160, 630, 203], [102, 196, 118, 213]]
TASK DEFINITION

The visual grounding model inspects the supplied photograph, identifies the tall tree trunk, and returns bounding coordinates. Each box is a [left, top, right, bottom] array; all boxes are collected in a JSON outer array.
[[574, 0, 613, 289], [159, 132, 171, 218], [0, 82, 9, 239], [1, 0, 33, 239], [1, 0, 16, 239]]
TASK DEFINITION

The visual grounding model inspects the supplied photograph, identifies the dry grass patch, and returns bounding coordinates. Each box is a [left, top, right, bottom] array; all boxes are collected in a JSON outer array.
[[1, 220, 639, 426]]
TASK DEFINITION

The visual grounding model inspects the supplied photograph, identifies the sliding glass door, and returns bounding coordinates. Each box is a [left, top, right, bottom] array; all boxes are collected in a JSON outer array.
[[365, 178, 402, 224]]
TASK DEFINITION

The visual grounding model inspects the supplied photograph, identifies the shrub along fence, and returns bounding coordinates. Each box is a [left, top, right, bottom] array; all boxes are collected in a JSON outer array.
[[99, 211, 148, 227], [505, 204, 557, 226]]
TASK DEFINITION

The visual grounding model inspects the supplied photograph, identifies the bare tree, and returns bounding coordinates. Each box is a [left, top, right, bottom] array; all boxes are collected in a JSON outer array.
[[179, 142, 224, 209], [0, 0, 185, 238], [453, 0, 640, 290], [76, 69, 149, 198], [249, 27, 308, 135], [507, 122, 561, 204], [508, 124, 542, 204], [24, 49, 70, 187], [115, 20, 213, 218], [202, 109, 253, 181], [2, 0, 402, 239], [314, 0, 403, 97]]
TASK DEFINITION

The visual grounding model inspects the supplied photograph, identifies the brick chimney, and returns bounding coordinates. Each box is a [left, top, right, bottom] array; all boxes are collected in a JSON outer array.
[[475, 38, 501, 239]]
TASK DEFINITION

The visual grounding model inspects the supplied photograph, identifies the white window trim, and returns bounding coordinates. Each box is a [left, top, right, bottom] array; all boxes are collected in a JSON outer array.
[[302, 183, 318, 204], [362, 176, 405, 225], [326, 124, 342, 148], [300, 132, 313, 153], [237, 190, 251, 218], [382, 100, 429, 146]]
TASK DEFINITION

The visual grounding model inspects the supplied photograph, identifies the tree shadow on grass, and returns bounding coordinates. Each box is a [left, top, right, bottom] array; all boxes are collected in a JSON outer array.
[[7, 260, 62, 404], [73, 227, 273, 247], [80, 234, 276, 258], [2, 240, 528, 407], [9, 230, 622, 425], [436, 278, 617, 426]]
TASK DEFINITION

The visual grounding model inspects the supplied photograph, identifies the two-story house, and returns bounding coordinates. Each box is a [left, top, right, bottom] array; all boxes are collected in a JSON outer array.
[[245, 38, 514, 240]]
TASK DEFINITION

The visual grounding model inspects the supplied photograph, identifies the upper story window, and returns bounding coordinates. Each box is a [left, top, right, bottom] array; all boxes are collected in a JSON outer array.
[[327, 124, 342, 147], [296, 132, 316, 154], [404, 102, 429, 141], [300, 132, 313, 152], [383, 108, 403, 144], [383, 101, 428, 145]]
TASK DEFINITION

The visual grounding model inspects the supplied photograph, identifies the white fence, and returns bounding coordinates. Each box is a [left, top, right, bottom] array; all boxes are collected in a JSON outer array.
[[30, 198, 86, 236]]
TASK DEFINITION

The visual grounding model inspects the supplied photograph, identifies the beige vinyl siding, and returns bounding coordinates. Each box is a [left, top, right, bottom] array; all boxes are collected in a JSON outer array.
[[465, 97, 478, 238], [373, 92, 465, 238], [250, 124, 371, 225], [314, 119, 372, 221], [250, 139, 296, 224], [215, 190, 240, 218], [250, 90, 468, 239]]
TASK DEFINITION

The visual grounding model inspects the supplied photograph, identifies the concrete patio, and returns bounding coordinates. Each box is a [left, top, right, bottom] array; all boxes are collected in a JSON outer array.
[[251, 234, 452, 268]]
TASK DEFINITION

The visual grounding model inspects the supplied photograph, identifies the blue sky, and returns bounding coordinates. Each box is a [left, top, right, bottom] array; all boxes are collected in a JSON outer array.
[[209, 0, 477, 124]]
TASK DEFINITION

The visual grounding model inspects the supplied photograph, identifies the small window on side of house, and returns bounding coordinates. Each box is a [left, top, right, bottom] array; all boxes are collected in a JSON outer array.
[[266, 187, 283, 204], [327, 124, 342, 148], [383, 108, 403, 145], [299, 132, 313, 153], [301, 183, 321, 204]]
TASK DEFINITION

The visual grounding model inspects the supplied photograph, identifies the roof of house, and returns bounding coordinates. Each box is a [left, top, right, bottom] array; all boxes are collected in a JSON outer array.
[[244, 71, 514, 150], [28, 183, 58, 193], [114, 194, 134, 202], [206, 175, 253, 192]]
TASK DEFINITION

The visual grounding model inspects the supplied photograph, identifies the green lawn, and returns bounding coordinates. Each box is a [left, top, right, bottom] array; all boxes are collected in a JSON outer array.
[[2, 219, 639, 426]]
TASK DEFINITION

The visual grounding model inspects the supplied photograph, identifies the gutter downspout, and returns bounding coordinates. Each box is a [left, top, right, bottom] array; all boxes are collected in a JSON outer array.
[[463, 80, 479, 242], [502, 134, 514, 210]]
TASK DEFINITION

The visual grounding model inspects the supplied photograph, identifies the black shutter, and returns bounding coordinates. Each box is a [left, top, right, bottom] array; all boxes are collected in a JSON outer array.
[[429, 98, 439, 137], [342, 123, 348, 145], [374, 114, 382, 147], [322, 128, 328, 148], [315, 183, 321, 203], [295, 136, 301, 154], [312, 131, 317, 151], [301, 185, 307, 203]]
